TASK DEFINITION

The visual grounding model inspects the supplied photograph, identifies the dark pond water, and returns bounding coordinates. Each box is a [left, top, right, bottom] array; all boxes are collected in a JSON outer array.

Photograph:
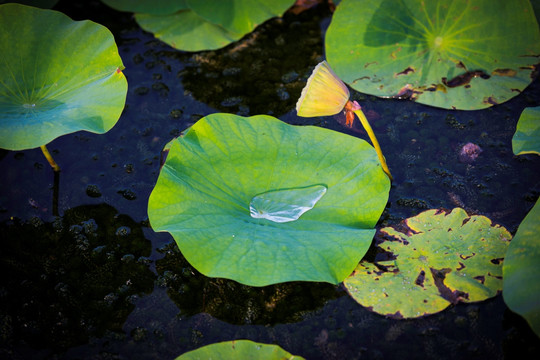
[[1, 1, 540, 359]]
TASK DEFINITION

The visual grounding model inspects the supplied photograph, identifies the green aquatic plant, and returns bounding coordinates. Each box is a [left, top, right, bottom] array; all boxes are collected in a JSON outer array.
[[103, 0, 294, 51], [344, 208, 511, 318], [503, 112, 540, 337], [0, 3, 127, 171], [325, 0, 540, 110], [503, 199, 540, 337], [296, 60, 393, 180], [148, 113, 390, 286], [512, 106, 540, 156], [175, 340, 304, 359]]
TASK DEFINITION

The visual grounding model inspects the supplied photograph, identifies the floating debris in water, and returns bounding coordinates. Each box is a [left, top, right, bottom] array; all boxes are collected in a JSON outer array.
[[459, 142, 483, 164], [86, 184, 102, 198]]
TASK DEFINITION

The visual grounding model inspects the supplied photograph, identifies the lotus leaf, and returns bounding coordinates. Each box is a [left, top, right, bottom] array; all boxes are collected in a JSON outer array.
[[148, 113, 390, 286], [512, 106, 540, 156], [175, 340, 305, 359], [136, 10, 243, 52], [504, 125, 540, 337], [503, 199, 540, 337], [185, 0, 293, 35], [134, 0, 294, 51], [0, 4, 127, 151], [344, 208, 511, 318], [325, 0, 540, 110], [101, 0, 188, 15]]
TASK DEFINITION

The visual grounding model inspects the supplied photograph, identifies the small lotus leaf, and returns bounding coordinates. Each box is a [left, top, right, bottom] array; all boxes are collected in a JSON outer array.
[[0, 4, 127, 151], [175, 340, 305, 360], [344, 208, 511, 318], [325, 0, 540, 110], [148, 113, 390, 286], [512, 106, 540, 156], [101, 0, 188, 15], [135, 10, 243, 52], [186, 0, 294, 35], [503, 199, 540, 337]]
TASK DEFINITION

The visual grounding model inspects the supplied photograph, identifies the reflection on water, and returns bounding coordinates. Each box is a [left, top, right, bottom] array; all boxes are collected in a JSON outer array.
[[0, 204, 155, 352]]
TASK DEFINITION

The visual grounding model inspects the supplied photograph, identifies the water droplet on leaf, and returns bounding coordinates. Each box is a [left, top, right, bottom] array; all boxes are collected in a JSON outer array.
[[249, 184, 327, 223]]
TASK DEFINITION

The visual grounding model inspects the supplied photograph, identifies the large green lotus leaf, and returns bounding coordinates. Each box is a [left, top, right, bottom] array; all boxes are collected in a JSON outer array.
[[503, 199, 540, 337], [344, 208, 512, 318], [325, 0, 540, 110], [512, 106, 540, 156], [0, 4, 127, 151], [101, 0, 188, 15], [135, 10, 243, 52], [186, 0, 293, 35], [175, 340, 305, 360], [148, 114, 390, 286]]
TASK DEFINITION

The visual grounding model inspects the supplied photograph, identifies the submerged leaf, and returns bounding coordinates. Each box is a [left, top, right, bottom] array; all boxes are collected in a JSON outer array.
[[148, 113, 390, 286], [344, 208, 511, 318]]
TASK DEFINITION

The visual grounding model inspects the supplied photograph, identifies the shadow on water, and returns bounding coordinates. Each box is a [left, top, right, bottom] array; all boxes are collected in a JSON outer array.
[[155, 242, 343, 326], [177, 4, 330, 117], [0, 204, 155, 353]]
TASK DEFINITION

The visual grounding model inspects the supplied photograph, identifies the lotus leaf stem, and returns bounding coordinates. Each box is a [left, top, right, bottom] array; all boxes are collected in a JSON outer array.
[[40, 145, 60, 172], [351, 105, 392, 181]]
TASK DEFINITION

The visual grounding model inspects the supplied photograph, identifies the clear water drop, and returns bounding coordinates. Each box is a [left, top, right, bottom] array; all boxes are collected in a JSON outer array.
[[249, 184, 327, 223]]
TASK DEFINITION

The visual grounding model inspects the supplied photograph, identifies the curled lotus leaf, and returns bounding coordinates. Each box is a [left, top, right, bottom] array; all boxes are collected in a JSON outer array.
[[175, 340, 304, 360], [344, 208, 511, 318], [325, 0, 540, 110], [0, 4, 127, 151], [148, 113, 390, 286]]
